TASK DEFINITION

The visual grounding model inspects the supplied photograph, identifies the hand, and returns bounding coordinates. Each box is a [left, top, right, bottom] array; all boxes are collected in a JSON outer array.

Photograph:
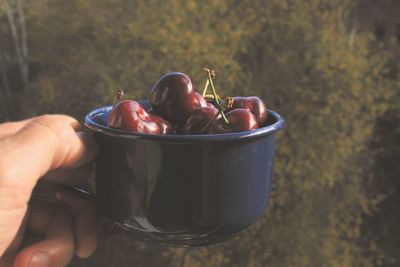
[[0, 115, 99, 267]]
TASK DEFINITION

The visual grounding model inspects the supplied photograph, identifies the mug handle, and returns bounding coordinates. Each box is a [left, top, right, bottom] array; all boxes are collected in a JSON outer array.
[[60, 160, 96, 201], [32, 162, 96, 202]]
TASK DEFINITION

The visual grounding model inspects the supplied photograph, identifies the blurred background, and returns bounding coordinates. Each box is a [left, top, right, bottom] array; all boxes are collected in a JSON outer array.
[[1, 0, 400, 266]]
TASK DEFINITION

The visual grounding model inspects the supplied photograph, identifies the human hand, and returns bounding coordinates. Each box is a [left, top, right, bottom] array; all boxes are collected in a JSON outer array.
[[0, 115, 99, 267]]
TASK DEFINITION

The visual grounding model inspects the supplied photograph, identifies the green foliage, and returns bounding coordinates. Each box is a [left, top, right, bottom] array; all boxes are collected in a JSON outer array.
[[0, 0, 399, 266]]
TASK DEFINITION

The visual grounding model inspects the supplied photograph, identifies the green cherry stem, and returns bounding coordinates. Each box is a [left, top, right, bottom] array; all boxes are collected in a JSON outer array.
[[204, 94, 223, 104], [204, 94, 217, 99], [202, 67, 216, 97], [202, 79, 210, 97], [208, 75, 229, 124], [208, 75, 220, 104], [219, 108, 230, 125]]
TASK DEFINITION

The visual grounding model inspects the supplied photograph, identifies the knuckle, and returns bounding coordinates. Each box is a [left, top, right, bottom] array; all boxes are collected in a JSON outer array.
[[31, 115, 76, 141], [28, 115, 79, 168], [34, 114, 61, 125]]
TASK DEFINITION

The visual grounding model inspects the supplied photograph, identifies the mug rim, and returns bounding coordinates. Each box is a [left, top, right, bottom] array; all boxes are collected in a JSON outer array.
[[84, 105, 285, 142]]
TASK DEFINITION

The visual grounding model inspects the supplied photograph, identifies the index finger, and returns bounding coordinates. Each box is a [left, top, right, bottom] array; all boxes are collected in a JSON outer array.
[[0, 115, 98, 192], [0, 118, 33, 140]]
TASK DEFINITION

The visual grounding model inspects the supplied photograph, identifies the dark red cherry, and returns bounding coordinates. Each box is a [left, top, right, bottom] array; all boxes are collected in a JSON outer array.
[[108, 100, 171, 134], [194, 92, 208, 107], [150, 72, 202, 125], [226, 96, 267, 125], [208, 109, 258, 134], [182, 106, 219, 134], [149, 114, 173, 134], [207, 102, 216, 109]]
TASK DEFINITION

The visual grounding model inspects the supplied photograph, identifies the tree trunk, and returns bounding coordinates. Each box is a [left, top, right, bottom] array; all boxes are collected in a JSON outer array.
[[0, 53, 14, 120], [16, 0, 28, 90], [0, 67, 11, 98], [5, 0, 29, 92]]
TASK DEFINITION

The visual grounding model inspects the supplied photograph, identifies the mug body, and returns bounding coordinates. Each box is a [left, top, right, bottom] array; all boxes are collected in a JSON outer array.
[[85, 105, 284, 246]]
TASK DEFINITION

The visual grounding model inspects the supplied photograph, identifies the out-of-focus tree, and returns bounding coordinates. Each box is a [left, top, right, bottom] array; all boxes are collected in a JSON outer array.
[[166, 1, 397, 266]]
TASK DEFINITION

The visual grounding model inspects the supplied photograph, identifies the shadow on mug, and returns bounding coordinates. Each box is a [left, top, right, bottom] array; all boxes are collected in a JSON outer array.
[[83, 102, 284, 247]]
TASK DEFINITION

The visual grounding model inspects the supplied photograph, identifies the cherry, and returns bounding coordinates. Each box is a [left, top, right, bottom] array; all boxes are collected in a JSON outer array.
[[150, 72, 202, 125], [108, 100, 172, 134], [182, 106, 219, 134], [149, 114, 173, 134], [206, 102, 216, 109], [208, 109, 258, 134], [225, 96, 267, 125], [194, 92, 208, 107]]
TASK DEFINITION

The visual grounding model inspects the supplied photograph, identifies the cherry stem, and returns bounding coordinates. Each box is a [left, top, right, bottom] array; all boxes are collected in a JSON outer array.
[[204, 94, 222, 104], [208, 75, 219, 104], [113, 89, 124, 107], [203, 68, 229, 124], [209, 76, 229, 124], [202, 68, 216, 97], [202, 79, 209, 97], [224, 97, 234, 109]]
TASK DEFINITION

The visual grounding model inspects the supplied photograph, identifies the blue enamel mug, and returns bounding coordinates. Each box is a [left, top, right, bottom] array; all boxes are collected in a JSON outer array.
[[83, 101, 284, 246]]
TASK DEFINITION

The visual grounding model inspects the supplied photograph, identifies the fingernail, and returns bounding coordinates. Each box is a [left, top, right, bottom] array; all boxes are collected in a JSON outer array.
[[29, 251, 50, 267]]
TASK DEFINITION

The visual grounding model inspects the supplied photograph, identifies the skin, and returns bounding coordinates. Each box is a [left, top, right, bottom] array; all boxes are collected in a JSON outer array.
[[0, 115, 99, 267]]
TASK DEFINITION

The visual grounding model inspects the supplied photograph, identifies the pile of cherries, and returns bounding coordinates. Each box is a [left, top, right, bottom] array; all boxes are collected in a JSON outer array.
[[108, 69, 267, 135]]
